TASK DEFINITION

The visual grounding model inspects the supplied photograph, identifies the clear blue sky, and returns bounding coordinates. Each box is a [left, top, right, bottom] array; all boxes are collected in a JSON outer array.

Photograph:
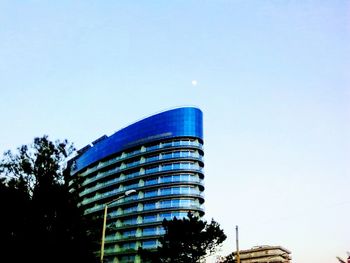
[[0, 1, 349, 262]]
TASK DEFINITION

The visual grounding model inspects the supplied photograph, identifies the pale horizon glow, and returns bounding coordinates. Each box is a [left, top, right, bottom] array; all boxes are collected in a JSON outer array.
[[0, 1, 349, 263]]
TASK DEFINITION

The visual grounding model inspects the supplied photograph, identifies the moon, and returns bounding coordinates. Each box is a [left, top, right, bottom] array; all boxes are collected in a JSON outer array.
[[191, 80, 198, 86]]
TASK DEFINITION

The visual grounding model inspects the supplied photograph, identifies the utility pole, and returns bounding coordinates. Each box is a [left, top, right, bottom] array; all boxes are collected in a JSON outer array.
[[236, 225, 240, 263]]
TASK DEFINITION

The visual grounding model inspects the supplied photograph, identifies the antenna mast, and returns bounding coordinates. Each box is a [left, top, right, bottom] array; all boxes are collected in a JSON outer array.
[[236, 225, 240, 263]]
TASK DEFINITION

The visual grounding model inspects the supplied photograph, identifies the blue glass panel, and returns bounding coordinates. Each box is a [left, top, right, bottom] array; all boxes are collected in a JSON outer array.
[[144, 202, 156, 210], [123, 230, 136, 237], [124, 206, 138, 213], [146, 166, 159, 174], [161, 176, 172, 183], [143, 227, 157, 236], [160, 200, 171, 208], [145, 190, 158, 198], [162, 153, 172, 159], [173, 163, 180, 169], [122, 242, 136, 249], [143, 214, 157, 223], [160, 188, 171, 195], [162, 142, 172, 148], [159, 212, 172, 220], [142, 240, 157, 249], [145, 178, 158, 185], [123, 217, 137, 225], [172, 187, 181, 194], [172, 199, 180, 207], [73, 107, 203, 173]]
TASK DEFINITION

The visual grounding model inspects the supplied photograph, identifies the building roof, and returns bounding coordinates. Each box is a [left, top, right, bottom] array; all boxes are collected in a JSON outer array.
[[234, 245, 291, 255]]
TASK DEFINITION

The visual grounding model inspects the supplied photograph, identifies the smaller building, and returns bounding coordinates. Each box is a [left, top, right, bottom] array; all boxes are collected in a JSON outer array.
[[232, 245, 291, 263]]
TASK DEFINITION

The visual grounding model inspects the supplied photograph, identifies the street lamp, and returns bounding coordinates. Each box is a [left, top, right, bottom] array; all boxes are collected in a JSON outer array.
[[235, 226, 240, 263], [100, 189, 137, 263]]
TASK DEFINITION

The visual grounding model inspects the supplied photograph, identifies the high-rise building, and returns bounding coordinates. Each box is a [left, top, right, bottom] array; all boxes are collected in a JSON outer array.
[[68, 107, 205, 263]]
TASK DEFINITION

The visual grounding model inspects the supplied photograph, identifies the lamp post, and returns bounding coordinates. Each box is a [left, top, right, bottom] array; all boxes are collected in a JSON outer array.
[[100, 189, 137, 263], [235, 225, 240, 263]]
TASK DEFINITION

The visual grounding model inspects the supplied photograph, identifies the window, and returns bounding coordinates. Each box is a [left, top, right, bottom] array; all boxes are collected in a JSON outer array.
[[143, 227, 157, 236], [160, 200, 171, 208], [181, 174, 190, 181], [174, 212, 188, 219], [142, 240, 158, 249], [124, 206, 138, 214], [181, 187, 192, 194], [162, 152, 172, 159], [171, 199, 180, 207], [146, 144, 159, 151], [145, 190, 158, 198], [124, 194, 138, 202], [146, 155, 159, 162], [144, 202, 156, 210], [172, 175, 181, 182], [172, 187, 180, 194], [181, 151, 190, 157], [173, 163, 180, 169], [109, 210, 122, 217], [160, 212, 172, 220], [143, 214, 157, 223], [173, 151, 181, 158], [180, 199, 191, 207], [162, 164, 172, 171], [125, 171, 139, 179], [123, 217, 137, 225], [161, 176, 172, 183], [127, 149, 140, 156], [159, 227, 165, 235], [181, 162, 190, 169], [146, 166, 159, 174], [162, 141, 172, 148], [173, 140, 179, 146], [183, 140, 191, 145], [123, 229, 136, 238], [125, 183, 138, 190], [126, 160, 138, 168], [160, 211, 188, 220], [145, 177, 158, 185], [160, 188, 171, 195], [122, 242, 136, 250]]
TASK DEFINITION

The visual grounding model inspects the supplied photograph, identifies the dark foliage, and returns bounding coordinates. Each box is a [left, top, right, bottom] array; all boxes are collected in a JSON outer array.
[[216, 253, 235, 263], [0, 136, 97, 263], [140, 212, 227, 263]]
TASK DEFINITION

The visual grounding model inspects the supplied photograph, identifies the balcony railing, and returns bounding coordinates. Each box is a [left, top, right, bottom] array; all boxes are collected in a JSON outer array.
[[79, 157, 203, 196], [73, 139, 203, 178]]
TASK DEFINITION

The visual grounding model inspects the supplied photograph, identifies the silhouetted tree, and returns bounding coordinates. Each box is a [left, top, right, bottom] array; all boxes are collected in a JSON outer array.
[[0, 136, 97, 263], [216, 253, 235, 263], [140, 212, 227, 263]]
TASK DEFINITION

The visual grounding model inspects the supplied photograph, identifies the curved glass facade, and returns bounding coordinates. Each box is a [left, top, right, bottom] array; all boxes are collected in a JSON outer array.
[[68, 107, 205, 263]]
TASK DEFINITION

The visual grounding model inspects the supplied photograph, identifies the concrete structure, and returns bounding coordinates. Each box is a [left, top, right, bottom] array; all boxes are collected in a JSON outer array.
[[68, 107, 205, 263], [233, 246, 292, 263]]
